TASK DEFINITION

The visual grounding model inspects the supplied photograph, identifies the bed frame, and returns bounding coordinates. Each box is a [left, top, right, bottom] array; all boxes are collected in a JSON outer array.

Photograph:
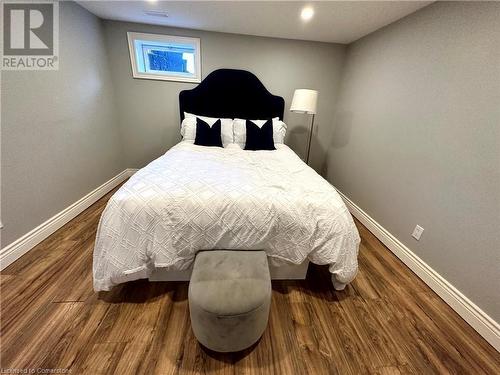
[[150, 68, 309, 282], [150, 260, 309, 281]]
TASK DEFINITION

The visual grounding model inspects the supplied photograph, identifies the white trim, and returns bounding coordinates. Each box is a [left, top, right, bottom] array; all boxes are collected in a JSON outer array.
[[0, 169, 137, 271], [127, 32, 201, 83], [335, 188, 500, 352]]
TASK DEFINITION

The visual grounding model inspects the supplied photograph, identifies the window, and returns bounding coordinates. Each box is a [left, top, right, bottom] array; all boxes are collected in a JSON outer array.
[[127, 32, 201, 83]]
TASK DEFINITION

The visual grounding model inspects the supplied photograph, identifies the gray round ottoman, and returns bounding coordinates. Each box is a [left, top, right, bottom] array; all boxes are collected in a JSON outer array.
[[188, 250, 271, 352]]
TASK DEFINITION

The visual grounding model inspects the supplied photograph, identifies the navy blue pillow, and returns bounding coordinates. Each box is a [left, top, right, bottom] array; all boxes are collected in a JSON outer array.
[[194, 118, 223, 147], [245, 120, 276, 151]]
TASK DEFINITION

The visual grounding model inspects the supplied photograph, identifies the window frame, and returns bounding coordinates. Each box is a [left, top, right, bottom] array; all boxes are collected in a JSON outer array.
[[127, 32, 201, 83]]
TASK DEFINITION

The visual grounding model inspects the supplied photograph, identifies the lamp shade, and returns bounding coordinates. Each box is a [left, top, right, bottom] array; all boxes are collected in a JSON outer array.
[[290, 89, 318, 114]]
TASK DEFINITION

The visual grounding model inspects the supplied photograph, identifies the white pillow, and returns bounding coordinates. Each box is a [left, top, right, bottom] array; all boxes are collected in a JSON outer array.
[[181, 112, 234, 147], [233, 118, 287, 148]]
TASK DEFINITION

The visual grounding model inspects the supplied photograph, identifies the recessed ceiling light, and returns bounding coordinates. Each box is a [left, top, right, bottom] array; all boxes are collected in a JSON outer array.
[[301, 7, 314, 22], [146, 0, 158, 3]]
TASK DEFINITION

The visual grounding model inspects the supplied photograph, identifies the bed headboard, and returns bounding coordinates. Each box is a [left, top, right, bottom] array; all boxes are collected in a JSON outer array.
[[179, 69, 285, 122]]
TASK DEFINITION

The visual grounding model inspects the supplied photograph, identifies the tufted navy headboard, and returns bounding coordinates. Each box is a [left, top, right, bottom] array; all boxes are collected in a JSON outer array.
[[179, 69, 285, 122]]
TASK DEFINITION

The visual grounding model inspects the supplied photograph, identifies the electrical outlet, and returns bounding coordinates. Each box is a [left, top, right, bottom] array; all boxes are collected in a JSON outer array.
[[412, 225, 424, 241]]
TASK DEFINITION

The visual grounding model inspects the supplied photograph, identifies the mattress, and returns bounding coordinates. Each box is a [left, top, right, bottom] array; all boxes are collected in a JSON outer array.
[[93, 142, 360, 291]]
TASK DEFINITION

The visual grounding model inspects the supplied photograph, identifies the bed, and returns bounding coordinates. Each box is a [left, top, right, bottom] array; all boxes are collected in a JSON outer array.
[[93, 69, 360, 292]]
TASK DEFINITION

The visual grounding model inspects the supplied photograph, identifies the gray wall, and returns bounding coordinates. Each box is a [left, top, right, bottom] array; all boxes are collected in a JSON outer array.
[[327, 2, 500, 319], [1, 2, 124, 247], [3, 0, 497, 324], [102, 20, 346, 171]]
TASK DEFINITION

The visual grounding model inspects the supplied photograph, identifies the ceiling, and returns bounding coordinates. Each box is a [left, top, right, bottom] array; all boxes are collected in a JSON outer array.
[[78, 1, 432, 44]]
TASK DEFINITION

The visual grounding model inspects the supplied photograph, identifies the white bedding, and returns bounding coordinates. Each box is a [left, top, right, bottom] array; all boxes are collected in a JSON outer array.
[[93, 142, 360, 291]]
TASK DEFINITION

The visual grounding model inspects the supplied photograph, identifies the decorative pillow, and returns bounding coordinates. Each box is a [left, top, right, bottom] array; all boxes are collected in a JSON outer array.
[[195, 118, 223, 147], [181, 112, 233, 146], [245, 119, 276, 151], [233, 118, 286, 148]]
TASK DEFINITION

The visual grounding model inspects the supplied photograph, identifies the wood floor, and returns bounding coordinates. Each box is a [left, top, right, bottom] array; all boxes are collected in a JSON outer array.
[[1, 187, 498, 375]]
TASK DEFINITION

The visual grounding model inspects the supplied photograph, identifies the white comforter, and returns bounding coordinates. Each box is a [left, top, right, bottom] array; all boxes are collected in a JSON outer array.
[[93, 142, 360, 291]]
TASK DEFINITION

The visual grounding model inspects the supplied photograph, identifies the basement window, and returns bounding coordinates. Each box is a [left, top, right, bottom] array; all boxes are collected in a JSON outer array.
[[127, 32, 201, 83]]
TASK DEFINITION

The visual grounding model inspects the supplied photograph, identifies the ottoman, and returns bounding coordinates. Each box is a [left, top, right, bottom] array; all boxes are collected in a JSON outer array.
[[188, 250, 271, 352]]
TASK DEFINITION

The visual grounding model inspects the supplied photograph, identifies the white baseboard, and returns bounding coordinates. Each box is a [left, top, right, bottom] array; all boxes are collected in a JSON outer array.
[[336, 189, 499, 352], [0, 169, 137, 271]]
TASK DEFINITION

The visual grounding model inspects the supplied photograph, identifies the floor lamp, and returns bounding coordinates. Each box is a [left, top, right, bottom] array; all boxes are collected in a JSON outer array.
[[290, 89, 318, 164]]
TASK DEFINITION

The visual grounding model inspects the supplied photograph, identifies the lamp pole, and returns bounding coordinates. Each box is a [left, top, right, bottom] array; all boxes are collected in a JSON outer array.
[[305, 114, 315, 164], [290, 88, 318, 165]]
